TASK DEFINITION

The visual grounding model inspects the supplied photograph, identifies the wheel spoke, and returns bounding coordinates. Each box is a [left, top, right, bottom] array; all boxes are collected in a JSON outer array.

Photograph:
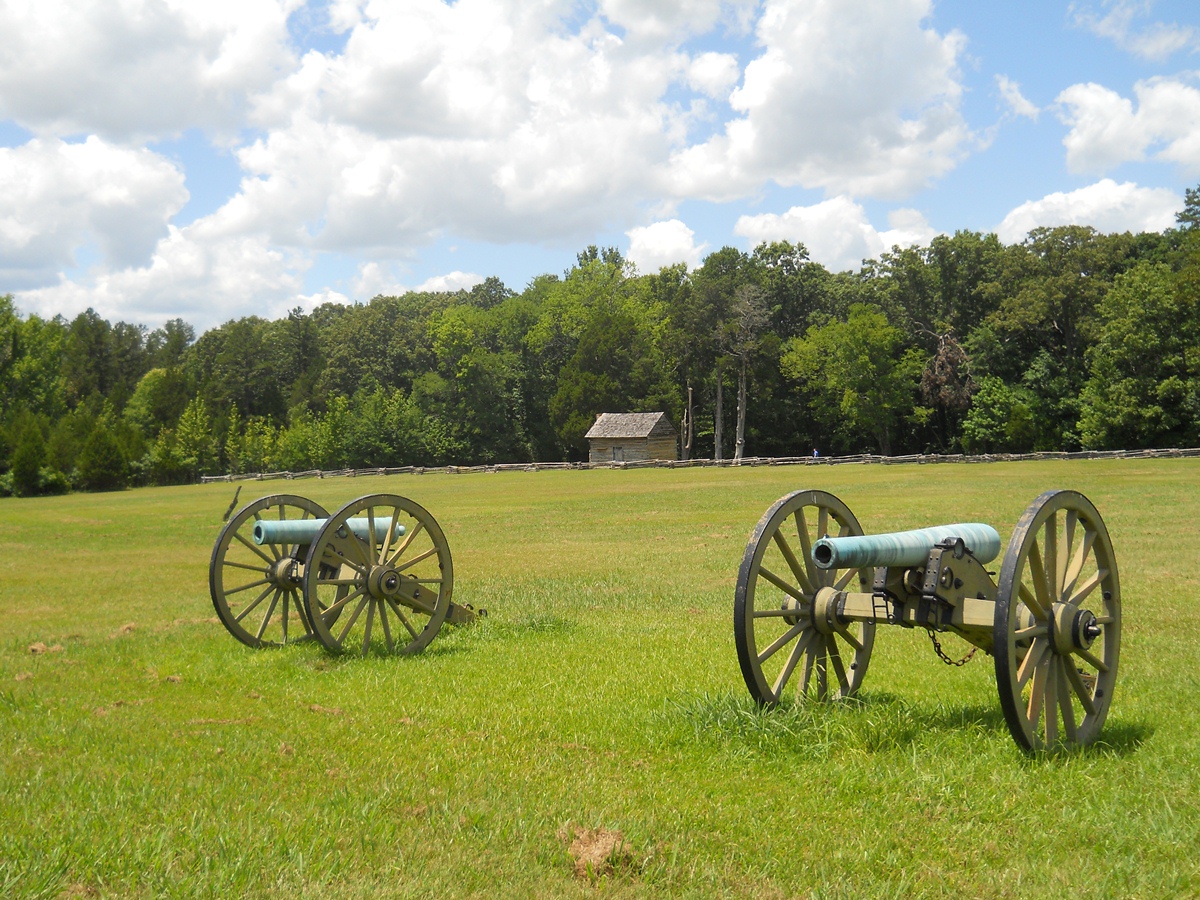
[[1018, 581, 1049, 622], [756, 565, 807, 604], [815, 644, 828, 700], [757, 620, 806, 664], [1059, 665, 1078, 743], [1017, 637, 1049, 688], [1063, 661, 1098, 716], [828, 640, 850, 696], [1069, 569, 1107, 606], [753, 607, 807, 618], [385, 521, 426, 568], [225, 577, 271, 596], [1044, 511, 1060, 599], [385, 598, 421, 641], [378, 507, 401, 565], [833, 566, 861, 591], [1076, 647, 1109, 674], [281, 593, 290, 643], [1027, 657, 1048, 731], [1028, 540, 1054, 614], [255, 590, 281, 640], [393, 546, 439, 574], [233, 532, 274, 565], [771, 628, 814, 698], [832, 620, 863, 652], [772, 531, 813, 595], [233, 584, 275, 622], [320, 587, 365, 624], [362, 599, 375, 655], [1043, 660, 1059, 745], [1014, 623, 1048, 640], [223, 559, 269, 574], [379, 597, 395, 653], [793, 508, 818, 590], [799, 643, 816, 695], [335, 596, 370, 645], [1063, 530, 1096, 597]]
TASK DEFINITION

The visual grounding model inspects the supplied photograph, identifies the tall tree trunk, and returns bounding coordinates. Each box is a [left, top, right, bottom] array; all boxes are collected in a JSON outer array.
[[734, 359, 747, 461], [714, 371, 724, 461], [682, 382, 694, 461]]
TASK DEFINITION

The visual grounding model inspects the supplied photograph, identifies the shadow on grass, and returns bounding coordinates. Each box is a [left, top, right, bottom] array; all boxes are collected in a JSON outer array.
[[660, 690, 1152, 759]]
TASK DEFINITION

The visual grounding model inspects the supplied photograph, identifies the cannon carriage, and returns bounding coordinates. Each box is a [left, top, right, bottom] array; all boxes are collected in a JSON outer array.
[[210, 492, 479, 656], [734, 489, 1120, 751]]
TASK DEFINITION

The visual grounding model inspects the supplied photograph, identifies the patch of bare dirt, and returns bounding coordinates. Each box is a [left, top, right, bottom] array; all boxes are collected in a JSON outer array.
[[93, 698, 152, 717], [14, 671, 32, 682], [56, 884, 100, 898], [110, 623, 137, 638], [309, 704, 343, 715], [165, 675, 183, 683], [562, 826, 635, 881], [28, 642, 63, 654], [279, 742, 294, 756]]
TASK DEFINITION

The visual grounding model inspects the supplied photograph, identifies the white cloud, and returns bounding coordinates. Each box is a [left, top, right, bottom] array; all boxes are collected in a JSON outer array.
[[996, 179, 1180, 243], [414, 271, 485, 293], [14, 212, 310, 329], [997, 75, 1040, 121], [735, 197, 936, 272], [0, 0, 299, 141], [598, 0, 754, 41], [669, 0, 972, 201], [1057, 76, 1200, 175], [0, 137, 187, 287], [1071, 0, 1199, 61], [686, 52, 741, 99], [626, 219, 707, 272]]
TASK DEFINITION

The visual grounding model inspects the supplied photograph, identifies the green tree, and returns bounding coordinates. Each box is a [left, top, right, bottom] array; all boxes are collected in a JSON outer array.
[[780, 304, 921, 455], [549, 307, 674, 458], [77, 425, 128, 491], [961, 376, 1036, 453], [11, 420, 47, 496], [1078, 262, 1200, 449]]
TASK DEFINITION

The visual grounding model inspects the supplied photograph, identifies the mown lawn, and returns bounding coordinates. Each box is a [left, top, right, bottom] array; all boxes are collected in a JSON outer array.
[[2, 460, 1198, 898]]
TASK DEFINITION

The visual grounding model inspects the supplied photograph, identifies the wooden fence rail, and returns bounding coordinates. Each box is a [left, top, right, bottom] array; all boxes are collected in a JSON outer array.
[[200, 446, 1200, 484]]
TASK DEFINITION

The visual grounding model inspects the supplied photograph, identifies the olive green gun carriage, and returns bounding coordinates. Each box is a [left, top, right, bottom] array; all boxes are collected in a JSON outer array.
[[734, 489, 1120, 752], [210, 493, 480, 656]]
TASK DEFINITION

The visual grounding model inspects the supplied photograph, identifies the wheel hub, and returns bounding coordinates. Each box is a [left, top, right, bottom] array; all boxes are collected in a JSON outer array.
[[367, 565, 402, 599], [269, 558, 299, 586], [1051, 602, 1100, 654], [811, 586, 841, 635]]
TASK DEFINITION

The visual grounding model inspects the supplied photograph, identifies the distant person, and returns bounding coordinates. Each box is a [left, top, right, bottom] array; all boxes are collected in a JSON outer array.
[[812, 448, 818, 458]]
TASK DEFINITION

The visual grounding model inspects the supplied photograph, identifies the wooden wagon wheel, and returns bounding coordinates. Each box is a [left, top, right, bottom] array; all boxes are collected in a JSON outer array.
[[303, 493, 454, 655], [734, 490, 875, 704], [209, 494, 327, 648], [994, 490, 1121, 751]]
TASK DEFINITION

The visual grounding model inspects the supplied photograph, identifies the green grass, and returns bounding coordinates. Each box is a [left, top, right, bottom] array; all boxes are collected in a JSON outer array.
[[2, 461, 1199, 897]]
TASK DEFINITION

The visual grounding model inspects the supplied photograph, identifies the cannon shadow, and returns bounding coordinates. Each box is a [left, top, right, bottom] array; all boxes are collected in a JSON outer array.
[[663, 690, 1151, 758]]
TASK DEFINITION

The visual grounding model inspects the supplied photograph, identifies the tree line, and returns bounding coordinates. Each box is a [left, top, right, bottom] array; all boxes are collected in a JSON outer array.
[[3, 194, 1200, 495]]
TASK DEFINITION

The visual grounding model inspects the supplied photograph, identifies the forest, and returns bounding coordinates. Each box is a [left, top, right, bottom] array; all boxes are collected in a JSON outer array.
[[3, 191, 1200, 495]]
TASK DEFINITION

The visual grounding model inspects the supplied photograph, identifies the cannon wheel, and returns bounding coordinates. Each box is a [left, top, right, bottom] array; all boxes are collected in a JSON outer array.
[[209, 494, 327, 648], [735, 490, 875, 704], [303, 493, 453, 655], [994, 490, 1120, 751]]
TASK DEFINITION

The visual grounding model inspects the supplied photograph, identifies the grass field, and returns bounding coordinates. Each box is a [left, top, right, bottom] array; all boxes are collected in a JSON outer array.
[[2, 460, 1199, 898]]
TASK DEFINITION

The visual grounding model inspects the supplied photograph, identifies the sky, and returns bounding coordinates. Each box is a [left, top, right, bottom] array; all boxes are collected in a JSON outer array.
[[1, 0, 1199, 331]]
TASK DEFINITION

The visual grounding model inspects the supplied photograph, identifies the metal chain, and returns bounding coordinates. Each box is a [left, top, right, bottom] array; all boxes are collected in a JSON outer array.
[[926, 628, 977, 666]]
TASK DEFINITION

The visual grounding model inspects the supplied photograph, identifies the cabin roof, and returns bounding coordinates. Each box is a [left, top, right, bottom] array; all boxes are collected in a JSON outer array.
[[584, 412, 677, 440]]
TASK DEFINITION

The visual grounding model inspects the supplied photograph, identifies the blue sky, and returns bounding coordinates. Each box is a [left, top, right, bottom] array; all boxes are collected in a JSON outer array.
[[1, 0, 1198, 330]]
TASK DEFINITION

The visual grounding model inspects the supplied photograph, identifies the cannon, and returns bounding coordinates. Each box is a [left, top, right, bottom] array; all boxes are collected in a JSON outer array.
[[733, 489, 1120, 751], [209, 493, 481, 655]]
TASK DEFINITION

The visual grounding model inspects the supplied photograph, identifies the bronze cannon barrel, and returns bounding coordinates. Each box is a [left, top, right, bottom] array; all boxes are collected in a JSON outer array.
[[812, 523, 1001, 570], [252, 517, 406, 546]]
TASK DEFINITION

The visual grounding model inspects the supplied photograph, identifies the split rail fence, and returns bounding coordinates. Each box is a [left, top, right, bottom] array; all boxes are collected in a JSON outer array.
[[201, 446, 1200, 484]]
